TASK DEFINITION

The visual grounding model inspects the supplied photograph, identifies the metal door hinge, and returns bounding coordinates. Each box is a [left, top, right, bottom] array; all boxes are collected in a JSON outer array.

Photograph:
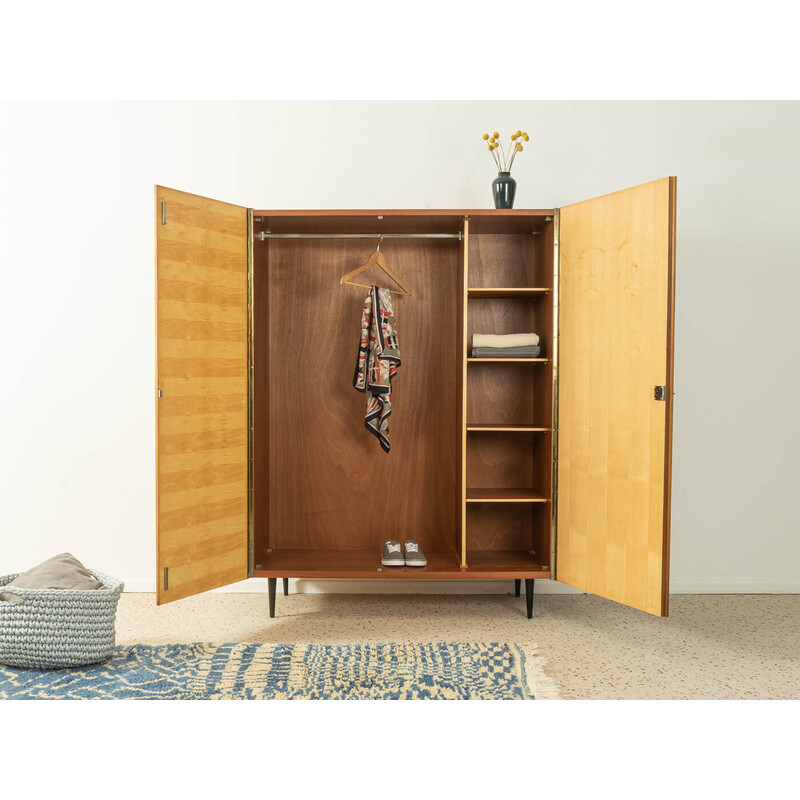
[[654, 385, 667, 401], [161, 201, 166, 225], [163, 567, 169, 590], [157, 389, 163, 398]]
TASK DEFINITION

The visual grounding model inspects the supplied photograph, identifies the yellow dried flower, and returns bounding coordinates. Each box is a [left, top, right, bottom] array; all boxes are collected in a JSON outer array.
[[487, 145, 493, 151], [516, 142, 523, 151], [516, 129, 522, 136], [493, 131, 499, 138], [482, 133, 489, 140], [511, 134, 517, 140], [522, 132, 530, 141]]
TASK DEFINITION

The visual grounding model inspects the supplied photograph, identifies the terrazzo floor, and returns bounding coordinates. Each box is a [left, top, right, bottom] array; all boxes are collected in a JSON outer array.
[[116, 592, 800, 699]]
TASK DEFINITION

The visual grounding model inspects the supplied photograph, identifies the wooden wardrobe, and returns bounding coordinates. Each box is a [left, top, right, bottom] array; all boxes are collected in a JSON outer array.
[[154, 177, 676, 619]]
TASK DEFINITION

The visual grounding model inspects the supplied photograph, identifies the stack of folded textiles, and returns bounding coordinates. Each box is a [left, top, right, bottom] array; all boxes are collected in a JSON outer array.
[[471, 332, 541, 358]]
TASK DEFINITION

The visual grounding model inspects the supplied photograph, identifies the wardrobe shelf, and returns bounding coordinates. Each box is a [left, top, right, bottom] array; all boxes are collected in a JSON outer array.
[[466, 489, 549, 503], [253, 549, 550, 579], [253, 549, 461, 579], [467, 287, 550, 298], [465, 550, 550, 576], [467, 423, 550, 432], [467, 358, 548, 363]]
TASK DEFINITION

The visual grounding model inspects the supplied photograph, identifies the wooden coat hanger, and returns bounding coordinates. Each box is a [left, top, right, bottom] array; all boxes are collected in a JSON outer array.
[[339, 235, 413, 297]]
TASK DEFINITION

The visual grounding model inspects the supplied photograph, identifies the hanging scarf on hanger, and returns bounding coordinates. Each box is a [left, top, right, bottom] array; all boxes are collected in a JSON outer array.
[[353, 285, 401, 453]]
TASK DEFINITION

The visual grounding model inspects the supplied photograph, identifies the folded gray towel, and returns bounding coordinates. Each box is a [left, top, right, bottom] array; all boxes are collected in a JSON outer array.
[[471, 345, 542, 358]]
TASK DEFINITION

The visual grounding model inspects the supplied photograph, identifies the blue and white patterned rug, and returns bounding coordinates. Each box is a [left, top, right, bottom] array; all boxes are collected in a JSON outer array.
[[0, 642, 553, 700]]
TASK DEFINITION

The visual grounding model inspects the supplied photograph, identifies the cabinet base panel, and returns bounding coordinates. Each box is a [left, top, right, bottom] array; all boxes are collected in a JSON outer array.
[[253, 549, 550, 580]]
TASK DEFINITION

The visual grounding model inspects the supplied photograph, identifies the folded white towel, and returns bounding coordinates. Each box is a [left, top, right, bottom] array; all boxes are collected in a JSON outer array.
[[472, 332, 540, 348]]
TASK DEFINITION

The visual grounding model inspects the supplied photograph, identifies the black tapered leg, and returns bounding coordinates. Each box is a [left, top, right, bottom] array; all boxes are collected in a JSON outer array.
[[268, 577, 277, 618], [283, 577, 289, 596], [525, 579, 535, 619], [515, 579, 521, 597]]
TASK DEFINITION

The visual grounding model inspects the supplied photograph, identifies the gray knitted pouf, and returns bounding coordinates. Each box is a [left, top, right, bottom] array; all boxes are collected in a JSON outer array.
[[0, 570, 124, 669]]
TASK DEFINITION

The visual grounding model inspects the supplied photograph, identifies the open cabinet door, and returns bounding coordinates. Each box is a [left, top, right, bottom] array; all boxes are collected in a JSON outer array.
[[155, 186, 251, 604], [556, 177, 676, 616]]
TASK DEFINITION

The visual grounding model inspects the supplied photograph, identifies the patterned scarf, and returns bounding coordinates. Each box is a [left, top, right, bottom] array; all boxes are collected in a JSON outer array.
[[353, 285, 401, 453]]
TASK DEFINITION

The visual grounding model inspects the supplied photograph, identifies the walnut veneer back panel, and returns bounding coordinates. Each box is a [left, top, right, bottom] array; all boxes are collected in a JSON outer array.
[[260, 239, 460, 553]]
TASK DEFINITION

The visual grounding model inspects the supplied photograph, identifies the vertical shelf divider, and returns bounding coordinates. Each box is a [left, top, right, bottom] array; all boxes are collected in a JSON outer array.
[[458, 217, 470, 567]]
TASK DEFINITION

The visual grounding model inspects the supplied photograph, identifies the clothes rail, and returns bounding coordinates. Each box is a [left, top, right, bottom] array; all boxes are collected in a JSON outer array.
[[255, 232, 462, 241]]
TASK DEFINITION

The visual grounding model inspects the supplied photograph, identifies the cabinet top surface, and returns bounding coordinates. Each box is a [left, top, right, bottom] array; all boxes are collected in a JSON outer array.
[[252, 209, 555, 215], [252, 209, 556, 235]]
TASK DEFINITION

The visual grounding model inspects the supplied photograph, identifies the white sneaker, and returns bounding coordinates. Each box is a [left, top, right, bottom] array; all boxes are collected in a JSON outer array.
[[403, 540, 427, 567]]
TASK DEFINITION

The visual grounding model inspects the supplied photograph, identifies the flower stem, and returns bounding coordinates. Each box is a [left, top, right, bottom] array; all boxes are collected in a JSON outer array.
[[507, 146, 518, 172], [498, 140, 508, 171]]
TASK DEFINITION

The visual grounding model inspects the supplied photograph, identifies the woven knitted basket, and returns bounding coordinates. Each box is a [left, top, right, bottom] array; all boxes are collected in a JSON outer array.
[[0, 570, 124, 669]]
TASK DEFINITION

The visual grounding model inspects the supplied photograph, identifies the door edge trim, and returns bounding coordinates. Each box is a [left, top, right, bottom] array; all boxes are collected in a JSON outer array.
[[660, 177, 677, 615], [247, 208, 255, 578], [550, 208, 560, 579]]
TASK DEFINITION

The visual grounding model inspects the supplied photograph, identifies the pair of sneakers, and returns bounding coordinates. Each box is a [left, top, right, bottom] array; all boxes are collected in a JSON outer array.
[[381, 540, 427, 567]]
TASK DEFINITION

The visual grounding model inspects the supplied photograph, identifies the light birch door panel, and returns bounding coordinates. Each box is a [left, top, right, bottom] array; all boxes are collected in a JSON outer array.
[[157, 319, 244, 343], [157, 425, 247, 452], [158, 377, 248, 397], [158, 463, 246, 494], [160, 514, 248, 547], [158, 298, 245, 325], [157, 479, 246, 514], [158, 357, 246, 379], [158, 270, 249, 302], [158, 339, 244, 360], [160, 528, 247, 567], [158, 447, 248, 475], [556, 177, 675, 617], [158, 411, 248, 435], [159, 497, 246, 534], [157, 240, 246, 272], [156, 186, 249, 604]]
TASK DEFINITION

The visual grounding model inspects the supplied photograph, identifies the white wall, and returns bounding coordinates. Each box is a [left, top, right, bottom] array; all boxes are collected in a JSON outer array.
[[1, 101, 798, 594]]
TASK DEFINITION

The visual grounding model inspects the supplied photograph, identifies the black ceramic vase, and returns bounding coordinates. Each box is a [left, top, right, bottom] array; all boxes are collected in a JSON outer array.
[[492, 171, 517, 209]]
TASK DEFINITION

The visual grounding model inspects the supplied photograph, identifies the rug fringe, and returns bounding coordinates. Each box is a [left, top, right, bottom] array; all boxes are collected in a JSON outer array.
[[514, 643, 563, 700]]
